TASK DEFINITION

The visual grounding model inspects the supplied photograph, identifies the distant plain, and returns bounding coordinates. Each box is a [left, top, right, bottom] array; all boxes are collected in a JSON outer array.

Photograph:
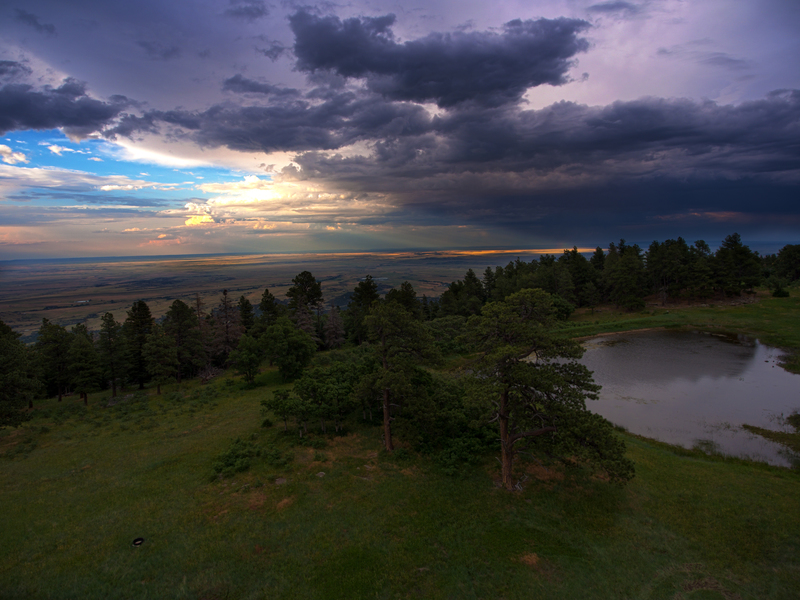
[[0, 249, 567, 340]]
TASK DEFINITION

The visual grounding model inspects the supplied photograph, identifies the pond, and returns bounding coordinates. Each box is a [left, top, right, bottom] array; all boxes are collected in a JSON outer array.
[[579, 329, 800, 467]]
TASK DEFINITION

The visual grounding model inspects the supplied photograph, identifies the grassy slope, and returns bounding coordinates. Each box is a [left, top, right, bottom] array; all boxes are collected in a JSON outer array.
[[1, 292, 799, 599]]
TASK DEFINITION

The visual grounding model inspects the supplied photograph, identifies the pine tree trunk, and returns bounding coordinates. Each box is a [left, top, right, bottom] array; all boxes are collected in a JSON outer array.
[[499, 389, 514, 489], [383, 388, 393, 452]]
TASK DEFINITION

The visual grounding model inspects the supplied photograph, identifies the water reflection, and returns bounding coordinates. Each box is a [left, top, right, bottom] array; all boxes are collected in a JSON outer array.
[[580, 330, 800, 467]]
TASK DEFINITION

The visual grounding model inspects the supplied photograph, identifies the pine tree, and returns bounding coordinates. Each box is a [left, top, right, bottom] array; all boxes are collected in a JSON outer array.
[[262, 317, 316, 381], [346, 275, 380, 344], [323, 304, 345, 349], [213, 289, 243, 364], [35, 318, 72, 401], [287, 271, 323, 313], [98, 313, 125, 397], [163, 299, 205, 381], [123, 300, 154, 390], [466, 289, 634, 489], [228, 334, 263, 383], [67, 332, 101, 404], [238, 295, 255, 333], [1, 319, 41, 424], [364, 302, 439, 451], [143, 324, 179, 394]]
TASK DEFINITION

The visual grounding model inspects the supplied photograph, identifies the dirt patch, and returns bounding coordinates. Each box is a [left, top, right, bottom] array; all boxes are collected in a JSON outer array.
[[519, 553, 540, 566], [517, 552, 558, 581], [276, 496, 295, 510], [248, 492, 267, 510], [522, 462, 564, 483]]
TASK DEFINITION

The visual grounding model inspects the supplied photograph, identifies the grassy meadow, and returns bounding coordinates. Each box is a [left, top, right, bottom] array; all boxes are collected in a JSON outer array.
[[1, 292, 799, 599]]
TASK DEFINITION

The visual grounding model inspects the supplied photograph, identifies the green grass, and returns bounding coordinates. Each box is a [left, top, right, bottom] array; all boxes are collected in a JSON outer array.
[[2, 293, 800, 598]]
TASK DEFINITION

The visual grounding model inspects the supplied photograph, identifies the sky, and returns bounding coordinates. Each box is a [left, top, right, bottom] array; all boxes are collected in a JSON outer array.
[[0, 0, 798, 259]]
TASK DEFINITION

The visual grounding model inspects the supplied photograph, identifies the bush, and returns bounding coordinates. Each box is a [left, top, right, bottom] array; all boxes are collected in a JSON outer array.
[[212, 438, 262, 478], [264, 448, 294, 468]]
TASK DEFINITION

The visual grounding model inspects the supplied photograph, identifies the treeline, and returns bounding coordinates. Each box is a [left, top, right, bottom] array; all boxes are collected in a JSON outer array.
[[1, 233, 797, 487], [430, 234, 800, 315]]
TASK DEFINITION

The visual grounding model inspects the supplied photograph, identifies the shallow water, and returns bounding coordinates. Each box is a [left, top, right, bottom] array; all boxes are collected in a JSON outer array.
[[579, 330, 800, 467]]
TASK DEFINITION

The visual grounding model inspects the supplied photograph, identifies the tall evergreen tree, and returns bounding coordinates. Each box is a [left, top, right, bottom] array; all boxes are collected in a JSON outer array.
[[123, 300, 154, 390], [262, 316, 316, 381], [286, 271, 323, 313], [466, 289, 634, 490], [1, 320, 41, 424], [143, 323, 179, 394], [163, 299, 206, 381], [98, 312, 125, 397], [714, 233, 762, 296], [35, 318, 72, 401], [67, 333, 101, 404], [385, 281, 420, 317], [238, 295, 255, 333], [212, 289, 243, 364], [364, 301, 439, 452], [346, 275, 380, 344], [323, 304, 346, 349]]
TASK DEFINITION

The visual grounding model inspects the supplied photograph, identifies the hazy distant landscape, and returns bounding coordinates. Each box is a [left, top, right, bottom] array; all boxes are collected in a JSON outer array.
[[0, 248, 562, 341]]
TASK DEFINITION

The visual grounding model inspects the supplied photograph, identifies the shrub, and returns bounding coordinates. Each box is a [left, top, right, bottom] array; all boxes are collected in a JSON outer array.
[[212, 438, 262, 478]]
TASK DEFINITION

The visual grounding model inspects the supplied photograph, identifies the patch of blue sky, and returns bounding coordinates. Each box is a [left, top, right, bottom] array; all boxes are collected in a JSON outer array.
[[4, 129, 250, 209]]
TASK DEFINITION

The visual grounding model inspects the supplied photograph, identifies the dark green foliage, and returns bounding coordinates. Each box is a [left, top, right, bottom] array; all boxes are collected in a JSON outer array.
[[294, 361, 361, 433], [262, 388, 293, 431], [776, 244, 800, 281], [345, 275, 380, 344], [323, 304, 345, 349], [143, 323, 179, 394], [550, 294, 575, 320], [394, 369, 494, 475], [466, 288, 634, 488], [212, 289, 243, 365], [97, 312, 125, 397], [364, 301, 439, 451], [714, 232, 762, 295], [425, 315, 469, 355], [67, 330, 101, 403], [35, 318, 73, 400], [605, 244, 647, 311], [263, 447, 294, 468], [212, 437, 262, 477], [123, 300, 154, 390], [439, 269, 485, 317], [287, 270, 323, 313], [228, 334, 262, 383], [0, 320, 40, 426], [238, 295, 255, 333], [385, 281, 421, 318], [163, 299, 206, 381], [262, 317, 316, 381]]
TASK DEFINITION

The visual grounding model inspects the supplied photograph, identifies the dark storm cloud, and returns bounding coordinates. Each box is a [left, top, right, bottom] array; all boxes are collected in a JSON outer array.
[[14, 8, 56, 36], [279, 90, 800, 184], [289, 10, 590, 107], [112, 90, 432, 152], [0, 60, 32, 81], [0, 78, 129, 137], [224, 0, 269, 22], [222, 74, 299, 97]]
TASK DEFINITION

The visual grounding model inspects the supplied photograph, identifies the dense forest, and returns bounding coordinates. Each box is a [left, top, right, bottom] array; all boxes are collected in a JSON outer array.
[[2, 234, 799, 489]]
